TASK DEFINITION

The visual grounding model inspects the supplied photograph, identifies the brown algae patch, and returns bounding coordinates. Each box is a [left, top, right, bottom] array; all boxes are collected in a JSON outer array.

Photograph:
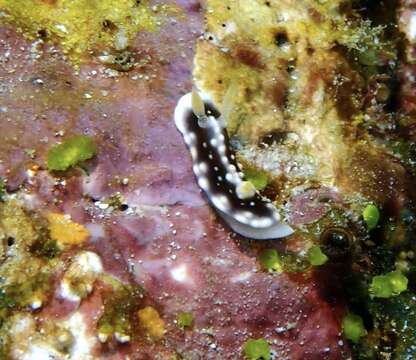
[[0, 0, 163, 64]]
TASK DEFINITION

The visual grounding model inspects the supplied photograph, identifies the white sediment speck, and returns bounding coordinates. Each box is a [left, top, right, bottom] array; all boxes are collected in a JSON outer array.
[[170, 264, 188, 283]]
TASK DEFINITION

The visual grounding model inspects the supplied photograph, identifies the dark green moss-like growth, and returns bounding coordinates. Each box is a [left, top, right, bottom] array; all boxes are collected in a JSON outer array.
[[0, 201, 58, 358], [367, 293, 416, 359], [96, 284, 144, 341], [0, 179, 5, 201]]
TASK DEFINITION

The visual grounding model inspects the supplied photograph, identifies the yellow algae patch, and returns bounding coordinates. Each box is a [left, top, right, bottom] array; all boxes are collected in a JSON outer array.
[[0, 0, 160, 64], [195, 0, 348, 140], [47, 213, 89, 247], [138, 306, 165, 340]]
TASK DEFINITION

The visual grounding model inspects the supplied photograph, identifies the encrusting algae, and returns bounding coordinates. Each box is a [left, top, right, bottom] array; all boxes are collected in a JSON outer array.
[[138, 306, 165, 340], [0, 0, 165, 65]]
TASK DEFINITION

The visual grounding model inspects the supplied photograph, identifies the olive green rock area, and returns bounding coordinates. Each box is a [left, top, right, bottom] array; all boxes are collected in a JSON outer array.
[[0, 0, 174, 65]]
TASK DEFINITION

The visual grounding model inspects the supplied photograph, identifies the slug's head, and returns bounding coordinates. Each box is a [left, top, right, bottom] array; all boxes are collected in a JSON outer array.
[[174, 90, 294, 240]]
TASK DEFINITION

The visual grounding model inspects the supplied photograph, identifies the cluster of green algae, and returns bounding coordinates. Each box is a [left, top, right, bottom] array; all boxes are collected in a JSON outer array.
[[336, 4, 416, 357], [96, 279, 144, 342], [257, 201, 416, 358], [241, 5, 415, 352]]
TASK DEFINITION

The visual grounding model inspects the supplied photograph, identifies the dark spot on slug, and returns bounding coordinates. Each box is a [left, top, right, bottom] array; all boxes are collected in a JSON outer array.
[[203, 103, 221, 118]]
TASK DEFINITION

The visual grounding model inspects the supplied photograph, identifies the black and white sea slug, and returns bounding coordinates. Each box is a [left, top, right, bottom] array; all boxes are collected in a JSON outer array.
[[174, 89, 294, 240]]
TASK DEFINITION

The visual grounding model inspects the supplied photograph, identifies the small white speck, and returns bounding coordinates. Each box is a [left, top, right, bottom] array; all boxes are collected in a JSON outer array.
[[408, 13, 416, 40], [115, 29, 128, 51], [171, 264, 188, 282], [96, 202, 109, 210], [55, 24, 68, 33], [98, 333, 109, 343], [198, 177, 210, 190], [30, 299, 43, 310], [114, 332, 130, 344], [199, 162, 208, 173], [32, 78, 44, 85], [210, 138, 218, 147], [276, 327, 286, 334]]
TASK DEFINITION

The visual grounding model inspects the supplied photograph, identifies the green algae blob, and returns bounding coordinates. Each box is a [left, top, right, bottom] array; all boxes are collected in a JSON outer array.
[[176, 312, 193, 329], [308, 245, 328, 266], [369, 271, 408, 298], [47, 135, 96, 171], [243, 338, 270, 360], [342, 313, 367, 343]]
